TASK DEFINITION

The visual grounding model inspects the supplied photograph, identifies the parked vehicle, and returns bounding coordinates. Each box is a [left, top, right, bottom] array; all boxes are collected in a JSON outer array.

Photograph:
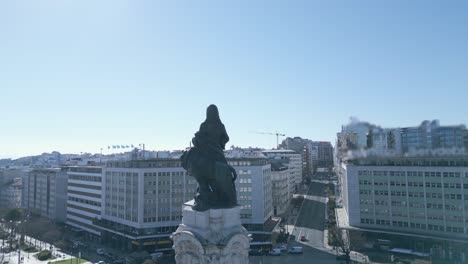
[[96, 248, 105, 255], [300, 235, 307, 241], [268, 248, 281, 256], [276, 244, 287, 252], [288, 246, 303, 254]]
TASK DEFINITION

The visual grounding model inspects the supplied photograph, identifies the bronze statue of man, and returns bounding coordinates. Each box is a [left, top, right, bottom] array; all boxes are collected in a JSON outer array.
[[181, 105, 237, 211]]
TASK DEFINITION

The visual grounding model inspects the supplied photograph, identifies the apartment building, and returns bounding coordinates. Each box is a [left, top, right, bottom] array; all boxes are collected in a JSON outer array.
[[270, 162, 289, 216], [228, 156, 274, 249], [66, 166, 103, 239], [262, 149, 302, 196], [22, 168, 67, 222]]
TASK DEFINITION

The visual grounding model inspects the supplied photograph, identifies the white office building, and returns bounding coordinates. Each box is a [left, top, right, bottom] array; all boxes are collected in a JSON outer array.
[[337, 156, 468, 243], [66, 166, 103, 239], [92, 153, 274, 251], [95, 159, 197, 250]]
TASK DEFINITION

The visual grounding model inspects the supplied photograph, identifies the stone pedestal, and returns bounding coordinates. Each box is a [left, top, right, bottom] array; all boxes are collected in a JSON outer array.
[[171, 200, 250, 264]]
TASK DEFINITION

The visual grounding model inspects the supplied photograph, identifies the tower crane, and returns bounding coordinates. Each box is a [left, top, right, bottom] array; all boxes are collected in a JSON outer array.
[[250, 131, 286, 148]]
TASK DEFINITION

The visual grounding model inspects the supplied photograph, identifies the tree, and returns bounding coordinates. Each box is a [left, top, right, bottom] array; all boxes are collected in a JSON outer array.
[[330, 227, 352, 264], [4, 209, 22, 250], [4, 208, 22, 222], [330, 228, 368, 264]]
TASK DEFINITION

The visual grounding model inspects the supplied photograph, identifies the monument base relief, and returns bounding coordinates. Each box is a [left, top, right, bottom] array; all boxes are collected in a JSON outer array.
[[171, 200, 250, 264]]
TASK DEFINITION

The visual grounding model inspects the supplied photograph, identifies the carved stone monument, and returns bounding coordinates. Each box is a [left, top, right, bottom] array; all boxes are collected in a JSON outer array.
[[172, 105, 250, 263], [171, 201, 250, 264]]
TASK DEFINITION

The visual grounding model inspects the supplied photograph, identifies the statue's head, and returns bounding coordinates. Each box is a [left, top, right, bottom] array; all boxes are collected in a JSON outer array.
[[206, 104, 220, 122]]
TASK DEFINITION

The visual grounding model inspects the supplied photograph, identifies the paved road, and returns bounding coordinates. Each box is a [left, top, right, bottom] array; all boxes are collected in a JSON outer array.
[[250, 182, 339, 264], [293, 182, 329, 249], [249, 240, 338, 264]]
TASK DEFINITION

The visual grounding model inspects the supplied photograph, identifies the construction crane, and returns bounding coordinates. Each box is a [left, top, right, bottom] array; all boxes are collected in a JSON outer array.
[[250, 131, 286, 148]]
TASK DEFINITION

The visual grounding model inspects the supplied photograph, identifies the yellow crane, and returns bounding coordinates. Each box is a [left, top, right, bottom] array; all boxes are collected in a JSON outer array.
[[250, 131, 286, 148]]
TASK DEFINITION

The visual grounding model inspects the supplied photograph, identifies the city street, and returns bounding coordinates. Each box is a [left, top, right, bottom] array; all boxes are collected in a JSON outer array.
[[250, 181, 339, 264], [293, 181, 329, 250]]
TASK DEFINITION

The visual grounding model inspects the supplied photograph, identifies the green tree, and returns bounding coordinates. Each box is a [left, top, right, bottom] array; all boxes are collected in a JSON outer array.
[[4, 208, 22, 222], [4, 209, 22, 249]]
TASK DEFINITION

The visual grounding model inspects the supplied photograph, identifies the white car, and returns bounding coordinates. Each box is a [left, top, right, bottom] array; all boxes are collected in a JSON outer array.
[[276, 244, 287, 252], [268, 248, 281, 256], [96, 248, 105, 255], [288, 246, 303, 254]]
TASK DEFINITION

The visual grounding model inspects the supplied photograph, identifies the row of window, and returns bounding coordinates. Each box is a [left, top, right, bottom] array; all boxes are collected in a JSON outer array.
[[361, 218, 463, 229], [143, 171, 189, 177], [361, 181, 468, 189], [68, 196, 101, 207], [69, 175, 101, 182], [143, 215, 183, 223], [239, 178, 253, 183], [359, 171, 468, 178]]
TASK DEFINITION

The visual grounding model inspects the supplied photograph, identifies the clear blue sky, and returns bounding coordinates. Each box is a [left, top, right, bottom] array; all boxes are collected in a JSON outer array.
[[1, 1, 467, 159]]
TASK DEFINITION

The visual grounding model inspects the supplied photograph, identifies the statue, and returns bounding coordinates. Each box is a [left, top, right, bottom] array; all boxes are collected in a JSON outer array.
[[181, 104, 238, 211]]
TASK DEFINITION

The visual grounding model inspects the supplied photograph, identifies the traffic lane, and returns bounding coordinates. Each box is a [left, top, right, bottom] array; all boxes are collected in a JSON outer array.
[[308, 181, 328, 197], [295, 199, 326, 230], [293, 226, 324, 248], [249, 241, 336, 264]]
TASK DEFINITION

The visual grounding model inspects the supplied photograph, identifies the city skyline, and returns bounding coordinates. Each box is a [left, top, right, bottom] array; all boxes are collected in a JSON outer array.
[[2, 1, 468, 158]]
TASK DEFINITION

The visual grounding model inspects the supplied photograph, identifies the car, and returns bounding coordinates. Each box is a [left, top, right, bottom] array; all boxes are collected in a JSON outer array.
[[336, 254, 350, 260], [276, 244, 287, 252], [288, 246, 303, 254], [96, 248, 105, 255], [268, 248, 281, 256], [300, 235, 307, 241]]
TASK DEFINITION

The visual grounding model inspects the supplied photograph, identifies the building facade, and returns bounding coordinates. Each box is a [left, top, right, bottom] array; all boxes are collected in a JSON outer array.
[[270, 163, 289, 216], [1, 169, 23, 209], [262, 149, 302, 196], [23, 168, 67, 222], [96, 159, 197, 250], [66, 166, 103, 239], [280, 137, 311, 177], [228, 157, 274, 249], [339, 157, 468, 242], [94, 157, 274, 251]]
